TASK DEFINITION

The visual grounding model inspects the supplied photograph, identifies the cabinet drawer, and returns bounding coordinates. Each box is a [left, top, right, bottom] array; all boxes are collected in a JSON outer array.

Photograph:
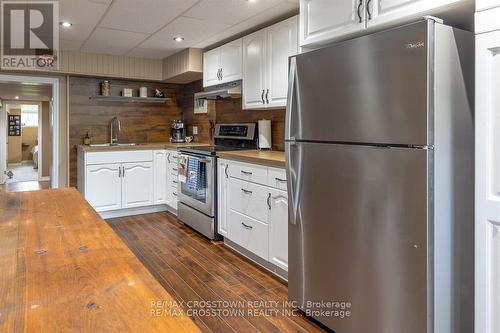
[[229, 178, 269, 223], [268, 168, 287, 190], [228, 209, 269, 260], [228, 161, 268, 185], [86, 150, 153, 165]]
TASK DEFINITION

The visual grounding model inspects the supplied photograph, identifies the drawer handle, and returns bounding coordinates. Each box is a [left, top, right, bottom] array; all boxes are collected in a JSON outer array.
[[275, 177, 286, 182], [172, 192, 177, 196], [267, 193, 271, 210], [241, 188, 252, 194], [173, 180, 178, 184], [241, 170, 252, 175], [241, 222, 253, 229], [172, 168, 178, 171]]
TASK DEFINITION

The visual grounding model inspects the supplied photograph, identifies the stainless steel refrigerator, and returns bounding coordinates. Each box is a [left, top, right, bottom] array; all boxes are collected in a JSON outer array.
[[285, 20, 474, 333]]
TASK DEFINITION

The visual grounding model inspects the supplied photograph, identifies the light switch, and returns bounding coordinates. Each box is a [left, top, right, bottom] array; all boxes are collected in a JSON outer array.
[[193, 126, 198, 135]]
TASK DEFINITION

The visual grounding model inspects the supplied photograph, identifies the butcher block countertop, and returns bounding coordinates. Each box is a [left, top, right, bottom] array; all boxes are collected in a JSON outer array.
[[217, 150, 286, 168], [0, 188, 200, 333], [78, 142, 209, 153]]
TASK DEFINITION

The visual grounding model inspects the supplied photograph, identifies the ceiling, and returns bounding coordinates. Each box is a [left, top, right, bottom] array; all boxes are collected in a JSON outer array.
[[59, 0, 299, 59], [0, 83, 52, 102]]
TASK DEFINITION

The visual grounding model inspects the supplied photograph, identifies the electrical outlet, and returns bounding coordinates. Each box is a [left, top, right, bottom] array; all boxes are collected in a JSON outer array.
[[193, 126, 198, 135]]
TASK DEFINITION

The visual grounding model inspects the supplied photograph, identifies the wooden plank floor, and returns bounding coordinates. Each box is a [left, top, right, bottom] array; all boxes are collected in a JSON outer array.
[[108, 212, 328, 333]]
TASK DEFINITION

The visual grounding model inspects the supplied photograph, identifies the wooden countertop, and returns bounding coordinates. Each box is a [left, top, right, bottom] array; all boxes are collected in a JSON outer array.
[[78, 142, 210, 153], [0, 188, 200, 333], [217, 150, 286, 168]]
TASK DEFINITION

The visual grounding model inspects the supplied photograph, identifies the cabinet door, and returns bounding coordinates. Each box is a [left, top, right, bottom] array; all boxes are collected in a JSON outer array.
[[267, 16, 298, 108], [477, 0, 500, 11], [220, 39, 242, 84], [242, 30, 267, 109], [217, 160, 230, 237], [299, 0, 365, 47], [153, 150, 167, 205], [476, 30, 500, 333], [203, 48, 221, 87], [268, 188, 288, 271], [122, 162, 154, 209], [85, 163, 122, 212]]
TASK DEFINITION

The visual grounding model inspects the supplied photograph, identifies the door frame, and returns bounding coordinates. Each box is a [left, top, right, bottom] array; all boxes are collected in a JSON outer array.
[[0, 74, 59, 188]]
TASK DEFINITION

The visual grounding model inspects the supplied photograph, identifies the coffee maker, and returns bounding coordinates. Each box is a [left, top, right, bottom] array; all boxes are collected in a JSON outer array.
[[171, 120, 186, 143]]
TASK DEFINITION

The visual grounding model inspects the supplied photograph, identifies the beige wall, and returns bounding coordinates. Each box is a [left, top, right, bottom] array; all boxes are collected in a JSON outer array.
[[7, 109, 22, 163], [41, 101, 51, 177], [21, 126, 37, 161]]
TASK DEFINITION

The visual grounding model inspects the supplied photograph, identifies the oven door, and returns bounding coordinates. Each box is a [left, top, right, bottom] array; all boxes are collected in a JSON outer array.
[[178, 153, 215, 217]]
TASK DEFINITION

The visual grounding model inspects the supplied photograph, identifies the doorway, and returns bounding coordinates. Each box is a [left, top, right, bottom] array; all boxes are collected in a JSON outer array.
[[0, 74, 59, 190]]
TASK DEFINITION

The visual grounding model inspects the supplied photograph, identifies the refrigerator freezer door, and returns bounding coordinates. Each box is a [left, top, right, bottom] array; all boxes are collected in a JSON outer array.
[[286, 21, 430, 146], [287, 141, 429, 333]]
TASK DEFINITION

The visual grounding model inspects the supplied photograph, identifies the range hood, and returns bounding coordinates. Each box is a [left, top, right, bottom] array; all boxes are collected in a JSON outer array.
[[194, 80, 241, 100]]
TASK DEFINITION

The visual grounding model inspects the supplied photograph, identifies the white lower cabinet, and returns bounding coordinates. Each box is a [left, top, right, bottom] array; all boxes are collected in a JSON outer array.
[[85, 163, 122, 212], [121, 162, 154, 209], [78, 149, 179, 217], [218, 158, 288, 274], [268, 189, 288, 271]]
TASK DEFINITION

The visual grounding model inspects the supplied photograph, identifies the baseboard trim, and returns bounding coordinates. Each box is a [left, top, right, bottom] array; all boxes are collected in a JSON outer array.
[[224, 238, 288, 282], [99, 204, 177, 219]]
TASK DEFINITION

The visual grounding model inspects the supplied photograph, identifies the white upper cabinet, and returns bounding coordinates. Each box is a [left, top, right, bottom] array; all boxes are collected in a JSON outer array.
[[203, 49, 221, 87], [300, 0, 470, 47], [202, 39, 242, 87], [300, 0, 365, 47], [242, 29, 268, 109], [267, 16, 299, 108], [121, 162, 154, 209], [243, 16, 298, 110]]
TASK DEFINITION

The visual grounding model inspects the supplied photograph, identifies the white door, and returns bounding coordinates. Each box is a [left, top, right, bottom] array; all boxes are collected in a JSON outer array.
[[122, 161, 154, 209], [476, 29, 500, 333], [219, 39, 242, 84], [242, 30, 267, 109], [299, 0, 365, 47], [153, 150, 167, 205], [203, 48, 221, 87], [268, 188, 288, 271], [85, 163, 122, 212], [217, 159, 230, 237], [267, 16, 298, 108]]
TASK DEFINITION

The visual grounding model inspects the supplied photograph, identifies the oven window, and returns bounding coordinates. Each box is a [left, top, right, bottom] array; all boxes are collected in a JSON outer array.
[[180, 156, 208, 203]]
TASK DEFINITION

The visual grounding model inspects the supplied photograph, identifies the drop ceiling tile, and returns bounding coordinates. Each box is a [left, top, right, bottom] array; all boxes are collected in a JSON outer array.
[[140, 16, 230, 49], [100, 0, 199, 34], [184, 0, 283, 25], [60, 39, 83, 51], [59, 0, 112, 41], [81, 28, 149, 55], [127, 47, 177, 59]]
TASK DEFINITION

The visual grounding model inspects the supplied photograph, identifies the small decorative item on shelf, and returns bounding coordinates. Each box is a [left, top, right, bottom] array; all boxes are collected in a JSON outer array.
[[154, 89, 165, 98], [83, 131, 92, 145], [101, 80, 110, 96], [122, 88, 133, 97], [139, 87, 148, 98]]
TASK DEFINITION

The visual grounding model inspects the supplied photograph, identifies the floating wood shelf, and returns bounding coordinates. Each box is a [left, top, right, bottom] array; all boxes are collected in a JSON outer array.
[[89, 95, 171, 103]]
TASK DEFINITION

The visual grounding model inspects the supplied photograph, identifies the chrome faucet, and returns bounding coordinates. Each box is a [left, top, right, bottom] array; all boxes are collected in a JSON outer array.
[[110, 117, 121, 145]]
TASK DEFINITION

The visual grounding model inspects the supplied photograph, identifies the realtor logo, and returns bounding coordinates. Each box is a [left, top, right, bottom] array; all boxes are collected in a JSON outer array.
[[1, 0, 59, 70]]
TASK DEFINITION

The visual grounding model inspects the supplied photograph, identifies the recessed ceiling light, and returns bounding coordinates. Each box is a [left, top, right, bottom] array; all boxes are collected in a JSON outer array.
[[60, 21, 72, 28], [173, 36, 184, 42], [14, 96, 19, 99]]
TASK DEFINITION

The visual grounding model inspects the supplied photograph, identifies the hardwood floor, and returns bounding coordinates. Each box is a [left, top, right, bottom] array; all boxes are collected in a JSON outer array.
[[0, 180, 49, 193], [108, 212, 328, 333]]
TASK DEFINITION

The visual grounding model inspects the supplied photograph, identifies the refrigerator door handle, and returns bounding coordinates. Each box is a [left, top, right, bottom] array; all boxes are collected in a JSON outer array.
[[286, 141, 301, 226], [285, 56, 297, 141]]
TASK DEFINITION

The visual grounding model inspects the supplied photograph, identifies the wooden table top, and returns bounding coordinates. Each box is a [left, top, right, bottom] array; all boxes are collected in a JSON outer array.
[[217, 150, 286, 168], [0, 188, 200, 333]]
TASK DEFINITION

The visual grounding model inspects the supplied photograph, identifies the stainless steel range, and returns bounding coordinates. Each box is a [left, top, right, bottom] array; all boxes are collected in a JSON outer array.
[[177, 123, 258, 240]]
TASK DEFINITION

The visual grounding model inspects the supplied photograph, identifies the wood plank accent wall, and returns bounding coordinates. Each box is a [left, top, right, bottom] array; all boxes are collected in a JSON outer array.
[[59, 51, 163, 81], [68, 77, 184, 187], [181, 80, 286, 150]]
